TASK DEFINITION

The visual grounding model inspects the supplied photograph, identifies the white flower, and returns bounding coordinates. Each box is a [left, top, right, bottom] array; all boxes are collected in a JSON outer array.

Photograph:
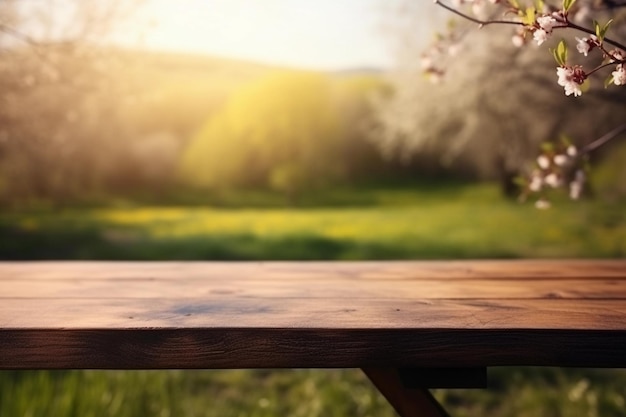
[[529, 175, 543, 192], [420, 54, 433, 71], [553, 154, 568, 166], [556, 67, 570, 85], [569, 170, 585, 200], [512, 34, 525, 47], [576, 37, 591, 56], [566, 145, 578, 157], [535, 199, 551, 209], [563, 83, 582, 97], [471, 0, 488, 19], [537, 15, 557, 32], [537, 155, 550, 170], [544, 173, 561, 188], [612, 65, 626, 86], [610, 50, 624, 62], [556, 66, 584, 97], [569, 182, 582, 200], [448, 43, 461, 57], [533, 29, 549, 46]]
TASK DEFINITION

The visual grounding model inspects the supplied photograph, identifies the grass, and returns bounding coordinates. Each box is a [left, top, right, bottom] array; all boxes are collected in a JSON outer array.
[[2, 182, 626, 416], [1, 183, 625, 260], [1, 368, 625, 417]]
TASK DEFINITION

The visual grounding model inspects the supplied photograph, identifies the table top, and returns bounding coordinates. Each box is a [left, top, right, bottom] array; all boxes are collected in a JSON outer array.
[[1, 260, 626, 369]]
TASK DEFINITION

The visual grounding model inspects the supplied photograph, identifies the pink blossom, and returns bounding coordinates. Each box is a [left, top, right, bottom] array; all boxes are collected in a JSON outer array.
[[512, 34, 525, 47], [610, 50, 624, 62], [448, 43, 461, 57], [569, 182, 582, 200], [420, 54, 434, 71], [575, 37, 592, 56], [569, 170, 585, 200], [536, 16, 557, 32], [553, 154, 568, 166], [535, 199, 551, 210], [556, 66, 586, 97], [529, 175, 543, 192], [544, 173, 561, 188], [566, 145, 578, 157], [612, 65, 626, 86], [471, 0, 488, 19], [532, 15, 559, 45], [537, 155, 550, 170], [533, 29, 549, 46]]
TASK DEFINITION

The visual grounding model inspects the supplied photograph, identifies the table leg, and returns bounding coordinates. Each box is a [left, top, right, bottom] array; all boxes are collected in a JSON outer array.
[[362, 368, 451, 417]]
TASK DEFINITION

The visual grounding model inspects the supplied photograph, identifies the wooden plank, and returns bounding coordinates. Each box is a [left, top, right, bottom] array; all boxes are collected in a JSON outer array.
[[3, 277, 626, 299], [363, 368, 450, 417], [2, 328, 625, 369], [2, 260, 626, 370], [2, 298, 626, 330], [1, 260, 625, 281]]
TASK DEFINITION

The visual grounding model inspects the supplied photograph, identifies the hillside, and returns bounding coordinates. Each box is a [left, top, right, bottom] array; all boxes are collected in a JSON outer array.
[[108, 48, 385, 138]]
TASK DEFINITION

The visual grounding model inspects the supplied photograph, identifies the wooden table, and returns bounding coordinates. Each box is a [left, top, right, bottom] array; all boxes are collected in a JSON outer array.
[[1, 260, 626, 417]]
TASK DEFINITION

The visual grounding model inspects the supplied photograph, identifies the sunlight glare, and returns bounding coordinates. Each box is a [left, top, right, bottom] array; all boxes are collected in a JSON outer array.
[[119, 0, 394, 70]]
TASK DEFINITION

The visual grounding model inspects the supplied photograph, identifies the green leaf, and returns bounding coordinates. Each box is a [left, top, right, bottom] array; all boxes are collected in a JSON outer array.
[[521, 6, 536, 25], [557, 40, 568, 64], [552, 48, 562, 66], [604, 73, 614, 88], [551, 40, 568, 66], [513, 176, 528, 187], [601, 19, 613, 39], [594, 20, 602, 40], [563, 0, 577, 12], [559, 135, 573, 147], [541, 142, 555, 152]]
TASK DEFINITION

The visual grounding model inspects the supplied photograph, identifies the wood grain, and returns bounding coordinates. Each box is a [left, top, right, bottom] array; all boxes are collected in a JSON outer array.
[[1, 260, 626, 369]]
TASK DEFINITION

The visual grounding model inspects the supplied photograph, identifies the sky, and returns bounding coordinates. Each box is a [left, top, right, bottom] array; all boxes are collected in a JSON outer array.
[[113, 0, 436, 71]]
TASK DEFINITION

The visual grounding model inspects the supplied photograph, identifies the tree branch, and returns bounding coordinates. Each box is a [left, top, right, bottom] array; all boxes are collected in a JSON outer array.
[[0, 23, 40, 47], [435, 0, 626, 52], [583, 122, 626, 153], [566, 20, 626, 51], [434, 0, 523, 27]]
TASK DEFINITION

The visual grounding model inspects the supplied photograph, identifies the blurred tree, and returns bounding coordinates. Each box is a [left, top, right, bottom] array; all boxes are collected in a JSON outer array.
[[181, 72, 344, 200], [0, 0, 145, 206], [372, 1, 626, 196]]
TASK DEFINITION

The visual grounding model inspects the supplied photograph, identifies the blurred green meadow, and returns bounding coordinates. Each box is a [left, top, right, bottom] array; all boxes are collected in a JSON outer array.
[[2, 183, 625, 261]]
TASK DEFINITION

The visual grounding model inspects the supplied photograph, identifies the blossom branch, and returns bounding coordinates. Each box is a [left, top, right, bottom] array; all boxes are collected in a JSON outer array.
[[434, 1, 626, 51], [429, 1, 626, 207], [566, 20, 626, 51]]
